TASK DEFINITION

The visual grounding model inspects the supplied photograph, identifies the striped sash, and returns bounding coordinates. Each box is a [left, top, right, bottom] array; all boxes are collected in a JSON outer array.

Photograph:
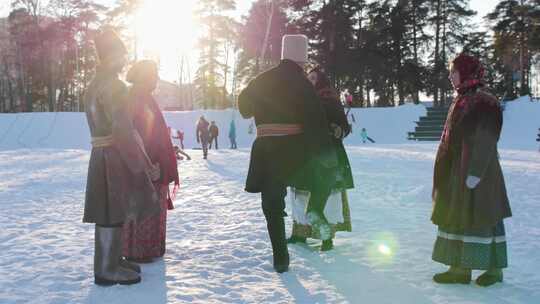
[[257, 124, 303, 137], [91, 135, 114, 148]]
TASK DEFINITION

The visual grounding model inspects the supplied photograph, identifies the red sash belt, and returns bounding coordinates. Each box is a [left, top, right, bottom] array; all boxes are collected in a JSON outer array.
[[257, 124, 303, 137]]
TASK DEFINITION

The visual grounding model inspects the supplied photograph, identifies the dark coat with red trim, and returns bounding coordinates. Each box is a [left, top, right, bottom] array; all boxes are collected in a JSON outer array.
[[238, 60, 337, 193], [431, 89, 512, 230]]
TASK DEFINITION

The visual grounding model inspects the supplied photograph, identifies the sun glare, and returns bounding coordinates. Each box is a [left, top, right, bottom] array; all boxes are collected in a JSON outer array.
[[135, 0, 200, 80], [366, 232, 399, 267], [378, 244, 392, 256]]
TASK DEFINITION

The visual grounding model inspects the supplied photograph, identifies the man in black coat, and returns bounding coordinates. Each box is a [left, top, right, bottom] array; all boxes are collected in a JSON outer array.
[[238, 35, 336, 273]]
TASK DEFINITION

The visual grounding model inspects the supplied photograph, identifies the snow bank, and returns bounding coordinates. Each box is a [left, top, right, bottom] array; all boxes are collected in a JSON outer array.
[[344, 104, 425, 145], [499, 96, 540, 150], [0, 98, 538, 151]]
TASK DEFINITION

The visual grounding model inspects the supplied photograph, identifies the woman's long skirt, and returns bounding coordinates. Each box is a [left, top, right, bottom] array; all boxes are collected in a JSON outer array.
[[432, 221, 508, 270], [290, 189, 352, 240], [123, 185, 168, 259]]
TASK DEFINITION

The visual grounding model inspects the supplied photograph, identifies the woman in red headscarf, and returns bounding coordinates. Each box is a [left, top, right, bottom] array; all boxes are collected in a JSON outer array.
[[431, 54, 511, 287], [122, 60, 179, 262]]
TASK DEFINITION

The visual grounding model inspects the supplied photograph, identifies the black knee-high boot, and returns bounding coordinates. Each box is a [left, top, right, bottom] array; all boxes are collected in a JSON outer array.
[[264, 212, 289, 273]]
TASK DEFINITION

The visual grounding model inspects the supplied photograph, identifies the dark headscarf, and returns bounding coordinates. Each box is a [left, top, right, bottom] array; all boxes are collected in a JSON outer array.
[[451, 53, 485, 95], [440, 53, 495, 153], [308, 67, 340, 100]]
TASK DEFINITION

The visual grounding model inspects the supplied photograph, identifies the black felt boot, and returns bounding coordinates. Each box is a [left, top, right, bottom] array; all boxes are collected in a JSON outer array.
[[266, 215, 289, 273]]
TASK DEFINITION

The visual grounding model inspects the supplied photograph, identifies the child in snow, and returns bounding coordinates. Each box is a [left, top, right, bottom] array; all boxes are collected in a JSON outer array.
[[431, 53, 511, 287], [360, 128, 375, 143], [174, 145, 191, 160], [172, 129, 185, 149]]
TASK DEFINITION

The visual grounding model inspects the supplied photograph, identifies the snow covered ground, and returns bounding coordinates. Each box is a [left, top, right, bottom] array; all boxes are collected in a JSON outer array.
[[1, 144, 539, 304], [0, 99, 539, 303]]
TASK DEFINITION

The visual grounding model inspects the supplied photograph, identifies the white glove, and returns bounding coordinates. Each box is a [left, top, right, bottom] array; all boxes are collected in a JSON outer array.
[[466, 175, 481, 189]]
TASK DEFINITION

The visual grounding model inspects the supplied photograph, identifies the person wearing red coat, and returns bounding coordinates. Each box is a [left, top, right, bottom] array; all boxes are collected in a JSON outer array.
[[122, 60, 180, 263]]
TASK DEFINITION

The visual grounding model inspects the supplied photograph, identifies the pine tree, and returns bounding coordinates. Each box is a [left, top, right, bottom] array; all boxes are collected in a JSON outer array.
[[488, 0, 540, 97], [195, 0, 236, 109], [428, 0, 476, 107], [236, 0, 289, 87]]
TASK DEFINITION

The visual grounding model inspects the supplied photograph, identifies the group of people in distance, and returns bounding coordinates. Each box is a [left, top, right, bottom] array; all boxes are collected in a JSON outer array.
[[83, 29, 511, 289]]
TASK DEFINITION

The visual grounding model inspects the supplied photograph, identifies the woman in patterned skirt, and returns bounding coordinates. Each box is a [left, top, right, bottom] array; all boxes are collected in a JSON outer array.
[[122, 60, 179, 262], [431, 53, 512, 287]]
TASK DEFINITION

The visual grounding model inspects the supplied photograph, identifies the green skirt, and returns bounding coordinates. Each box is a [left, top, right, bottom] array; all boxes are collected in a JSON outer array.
[[432, 221, 508, 270]]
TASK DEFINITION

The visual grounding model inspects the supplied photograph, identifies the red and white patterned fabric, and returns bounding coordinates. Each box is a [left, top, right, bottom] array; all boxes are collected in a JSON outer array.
[[123, 185, 168, 259]]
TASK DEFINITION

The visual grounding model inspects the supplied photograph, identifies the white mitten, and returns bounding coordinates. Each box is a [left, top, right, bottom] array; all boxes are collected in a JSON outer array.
[[466, 175, 481, 189]]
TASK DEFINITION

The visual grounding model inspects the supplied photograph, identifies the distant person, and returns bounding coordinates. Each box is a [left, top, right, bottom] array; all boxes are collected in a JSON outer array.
[[196, 116, 210, 159], [345, 93, 353, 108], [124, 60, 179, 264], [229, 119, 237, 149], [431, 53, 511, 287], [174, 145, 191, 160], [209, 121, 219, 150], [173, 129, 185, 149], [360, 128, 375, 143], [344, 93, 355, 130]]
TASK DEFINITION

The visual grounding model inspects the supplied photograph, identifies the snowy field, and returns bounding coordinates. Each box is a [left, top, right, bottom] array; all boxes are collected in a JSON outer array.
[[1, 99, 539, 303], [1, 145, 539, 304]]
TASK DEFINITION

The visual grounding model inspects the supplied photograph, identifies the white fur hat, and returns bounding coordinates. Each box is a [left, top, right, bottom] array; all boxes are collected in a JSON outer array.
[[281, 35, 308, 63]]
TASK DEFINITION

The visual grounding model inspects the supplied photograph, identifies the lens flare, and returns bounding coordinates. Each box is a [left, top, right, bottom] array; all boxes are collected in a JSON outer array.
[[366, 232, 399, 267], [378, 244, 392, 256]]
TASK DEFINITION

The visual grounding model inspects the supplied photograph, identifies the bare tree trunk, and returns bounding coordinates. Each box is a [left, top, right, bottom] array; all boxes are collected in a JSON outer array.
[[412, 1, 420, 103], [441, 0, 448, 106], [434, 0, 441, 107], [222, 42, 231, 108], [8, 78, 15, 112]]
